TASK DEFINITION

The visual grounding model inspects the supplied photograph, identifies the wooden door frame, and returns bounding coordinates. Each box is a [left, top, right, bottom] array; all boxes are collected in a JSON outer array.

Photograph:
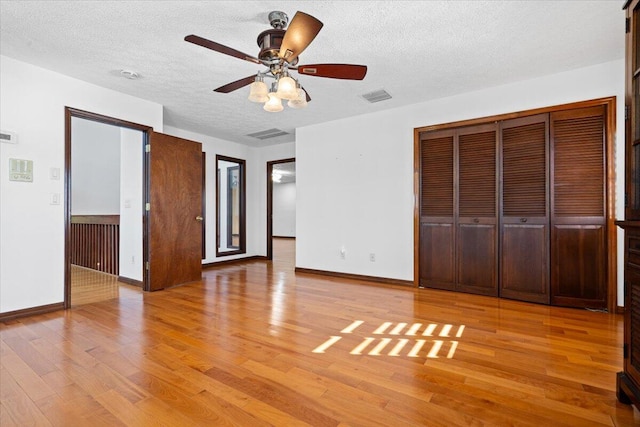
[[413, 97, 617, 313], [266, 158, 295, 260], [64, 107, 152, 308]]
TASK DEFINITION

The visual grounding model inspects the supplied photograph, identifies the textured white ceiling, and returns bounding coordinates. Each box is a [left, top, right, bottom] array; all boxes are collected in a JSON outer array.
[[0, 1, 624, 147]]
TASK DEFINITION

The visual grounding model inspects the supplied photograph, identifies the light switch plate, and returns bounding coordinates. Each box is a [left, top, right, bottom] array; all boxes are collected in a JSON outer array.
[[9, 158, 33, 182], [50, 167, 60, 180]]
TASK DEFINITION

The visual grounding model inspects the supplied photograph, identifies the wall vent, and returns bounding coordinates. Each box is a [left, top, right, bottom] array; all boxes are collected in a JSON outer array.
[[361, 89, 392, 103], [246, 128, 290, 140], [0, 130, 18, 144]]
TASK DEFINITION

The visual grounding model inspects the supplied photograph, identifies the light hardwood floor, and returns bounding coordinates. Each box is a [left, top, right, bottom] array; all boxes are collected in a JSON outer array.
[[1, 238, 638, 426], [70, 265, 141, 306]]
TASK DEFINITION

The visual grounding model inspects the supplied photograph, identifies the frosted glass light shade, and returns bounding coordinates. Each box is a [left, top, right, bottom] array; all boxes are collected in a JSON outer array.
[[263, 93, 283, 112], [248, 80, 268, 102], [276, 75, 298, 100], [287, 88, 308, 109]]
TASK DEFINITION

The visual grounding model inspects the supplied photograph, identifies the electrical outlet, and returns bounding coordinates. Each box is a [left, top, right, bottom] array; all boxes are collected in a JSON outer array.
[[369, 253, 376, 262]]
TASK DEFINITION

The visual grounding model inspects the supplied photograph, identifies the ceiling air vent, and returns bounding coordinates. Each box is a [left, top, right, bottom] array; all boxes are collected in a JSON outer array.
[[361, 89, 392, 103], [246, 128, 290, 140]]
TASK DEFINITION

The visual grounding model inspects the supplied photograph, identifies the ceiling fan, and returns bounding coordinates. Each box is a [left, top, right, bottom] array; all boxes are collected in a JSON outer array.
[[185, 11, 368, 112]]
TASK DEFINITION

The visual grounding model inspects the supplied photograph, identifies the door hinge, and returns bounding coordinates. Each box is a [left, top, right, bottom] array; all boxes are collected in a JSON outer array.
[[626, 17, 630, 34], [145, 144, 150, 153], [145, 261, 150, 270], [624, 343, 629, 359], [145, 203, 150, 211]]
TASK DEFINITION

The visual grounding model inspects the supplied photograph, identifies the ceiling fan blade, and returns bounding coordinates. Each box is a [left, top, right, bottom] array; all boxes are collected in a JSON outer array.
[[214, 75, 256, 93], [296, 64, 367, 80], [185, 35, 261, 65], [278, 12, 323, 63]]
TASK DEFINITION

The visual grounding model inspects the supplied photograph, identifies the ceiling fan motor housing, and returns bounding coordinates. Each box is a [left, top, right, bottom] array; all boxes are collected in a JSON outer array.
[[257, 29, 286, 62]]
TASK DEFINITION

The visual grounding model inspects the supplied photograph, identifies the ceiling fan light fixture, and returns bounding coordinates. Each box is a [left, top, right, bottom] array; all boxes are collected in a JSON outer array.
[[288, 88, 308, 109], [263, 92, 283, 112], [276, 74, 298, 100], [248, 76, 268, 102]]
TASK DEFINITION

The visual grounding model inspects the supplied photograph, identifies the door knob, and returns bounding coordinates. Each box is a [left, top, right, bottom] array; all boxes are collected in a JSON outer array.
[[195, 216, 203, 221]]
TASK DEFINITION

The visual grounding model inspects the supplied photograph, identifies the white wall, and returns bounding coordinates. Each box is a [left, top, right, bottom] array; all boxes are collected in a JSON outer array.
[[296, 59, 626, 304], [119, 127, 144, 282], [71, 117, 121, 215], [273, 181, 296, 237], [0, 56, 163, 313]]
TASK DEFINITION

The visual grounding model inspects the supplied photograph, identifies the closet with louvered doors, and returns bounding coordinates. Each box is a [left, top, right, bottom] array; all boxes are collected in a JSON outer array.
[[550, 106, 607, 309], [418, 124, 499, 295], [418, 104, 608, 308], [419, 129, 455, 290], [457, 124, 499, 296], [499, 114, 550, 304]]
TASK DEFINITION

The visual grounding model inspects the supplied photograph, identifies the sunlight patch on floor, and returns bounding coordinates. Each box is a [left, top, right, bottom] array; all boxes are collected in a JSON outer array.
[[312, 320, 465, 360]]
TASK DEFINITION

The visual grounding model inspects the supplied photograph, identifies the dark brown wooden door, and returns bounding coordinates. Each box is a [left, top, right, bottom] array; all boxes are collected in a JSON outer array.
[[550, 106, 606, 308], [148, 132, 203, 291], [456, 124, 498, 296], [500, 115, 550, 304], [419, 130, 455, 290]]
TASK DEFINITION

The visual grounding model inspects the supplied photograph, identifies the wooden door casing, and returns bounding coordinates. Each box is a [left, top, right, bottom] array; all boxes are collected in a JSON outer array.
[[148, 132, 203, 291]]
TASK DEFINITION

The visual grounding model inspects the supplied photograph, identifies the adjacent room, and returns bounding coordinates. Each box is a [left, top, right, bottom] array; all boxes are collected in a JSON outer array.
[[1, 1, 637, 425]]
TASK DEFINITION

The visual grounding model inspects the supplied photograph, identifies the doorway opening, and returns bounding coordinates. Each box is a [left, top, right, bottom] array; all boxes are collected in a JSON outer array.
[[267, 158, 296, 261], [65, 108, 151, 308]]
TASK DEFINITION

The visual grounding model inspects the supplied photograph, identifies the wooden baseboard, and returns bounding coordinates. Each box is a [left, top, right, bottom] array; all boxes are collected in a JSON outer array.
[[294, 267, 413, 287], [0, 302, 65, 323], [202, 255, 267, 269], [273, 236, 296, 239], [617, 306, 625, 314], [118, 276, 143, 287]]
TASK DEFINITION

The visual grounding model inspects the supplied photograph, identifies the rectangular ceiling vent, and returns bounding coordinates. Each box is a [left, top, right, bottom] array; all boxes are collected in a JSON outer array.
[[246, 128, 290, 140], [361, 89, 392, 103]]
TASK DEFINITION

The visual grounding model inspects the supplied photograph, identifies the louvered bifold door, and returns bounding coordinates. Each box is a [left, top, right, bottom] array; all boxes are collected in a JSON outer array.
[[499, 114, 550, 304], [419, 130, 455, 290], [456, 124, 498, 296], [550, 106, 606, 309]]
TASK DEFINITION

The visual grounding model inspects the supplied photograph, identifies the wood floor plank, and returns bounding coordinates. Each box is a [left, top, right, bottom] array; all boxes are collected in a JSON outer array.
[[94, 390, 162, 426], [0, 239, 636, 425], [0, 341, 56, 402], [0, 367, 52, 426]]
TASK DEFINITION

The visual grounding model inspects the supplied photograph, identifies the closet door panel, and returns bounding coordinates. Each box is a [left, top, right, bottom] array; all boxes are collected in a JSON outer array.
[[420, 131, 455, 289], [550, 106, 606, 308], [420, 222, 455, 289], [457, 222, 496, 294], [457, 125, 498, 295], [500, 115, 550, 303], [501, 224, 548, 301], [551, 223, 605, 304]]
